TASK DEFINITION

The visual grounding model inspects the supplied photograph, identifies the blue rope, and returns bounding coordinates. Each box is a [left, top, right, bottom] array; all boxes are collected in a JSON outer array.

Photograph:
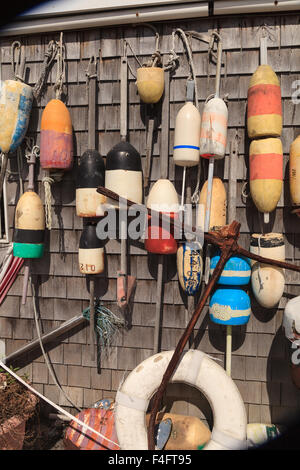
[[82, 301, 124, 349]]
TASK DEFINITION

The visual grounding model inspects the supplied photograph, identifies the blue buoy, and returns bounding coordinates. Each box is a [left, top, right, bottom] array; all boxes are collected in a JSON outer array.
[[209, 287, 251, 325], [210, 250, 251, 286]]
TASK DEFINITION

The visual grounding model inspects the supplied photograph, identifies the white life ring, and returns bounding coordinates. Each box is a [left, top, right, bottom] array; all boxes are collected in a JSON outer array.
[[115, 349, 247, 450]]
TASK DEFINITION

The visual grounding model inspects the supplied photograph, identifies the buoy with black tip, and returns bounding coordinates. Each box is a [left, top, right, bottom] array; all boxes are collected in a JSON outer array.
[[250, 233, 285, 309], [79, 222, 105, 361], [105, 41, 140, 309], [0, 41, 33, 205], [76, 56, 106, 219], [13, 144, 45, 305]]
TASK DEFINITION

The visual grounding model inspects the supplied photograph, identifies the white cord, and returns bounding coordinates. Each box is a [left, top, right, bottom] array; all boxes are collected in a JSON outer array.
[[30, 274, 82, 412], [0, 358, 120, 448]]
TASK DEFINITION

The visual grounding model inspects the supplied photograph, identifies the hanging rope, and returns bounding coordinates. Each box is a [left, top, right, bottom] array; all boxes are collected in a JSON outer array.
[[53, 32, 65, 100], [123, 23, 162, 79], [42, 171, 63, 230], [82, 301, 125, 352], [33, 40, 59, 101], [11, 41, 25, 82]]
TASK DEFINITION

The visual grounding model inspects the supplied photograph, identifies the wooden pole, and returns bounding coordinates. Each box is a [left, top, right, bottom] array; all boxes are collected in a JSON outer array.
[[153, 62, 170, 354], [260, 36, 270, 225]]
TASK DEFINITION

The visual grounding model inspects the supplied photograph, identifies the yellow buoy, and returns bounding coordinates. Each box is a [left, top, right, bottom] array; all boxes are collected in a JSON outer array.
[[198, 177, 227, 231], [247, 64, 282, 139], [249, 137, 283, 215], [250, 233, 285, 309], [146, 412, 211, 450], [289, 135, 300, 210], [136, 67, 164, 104]]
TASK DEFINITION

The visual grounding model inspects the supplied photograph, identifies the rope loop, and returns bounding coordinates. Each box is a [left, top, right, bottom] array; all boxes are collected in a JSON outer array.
[[53, 32, 66, 100], [11, 40, 25, 82], [33, 40, 58, 100]]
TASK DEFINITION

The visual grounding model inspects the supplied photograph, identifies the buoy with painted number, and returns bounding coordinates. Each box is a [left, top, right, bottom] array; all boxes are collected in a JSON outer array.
[[249, 137, 283, 215], [173, 101, 201, 167], [199, 97, 228, 159], [78, 224, 104, 275], [145, 179, 179, 255], [136, 67, 164, 104], [198, 177, 226, 231], [105, 141, 143, 208], [76, 149, 106, 218], [210, 251, 251, 286], [289, 135, 300, 214], [209, 287, 251, 326], [250, 233, 285, 309], [247, 65, 282, 139], [40, 99, 73, 170]]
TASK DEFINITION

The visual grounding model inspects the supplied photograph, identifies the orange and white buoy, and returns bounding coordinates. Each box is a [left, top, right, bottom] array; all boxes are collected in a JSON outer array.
[[249, 137, 283, 217], [199, 96, 228, 160], [247, 64, 282, 139]]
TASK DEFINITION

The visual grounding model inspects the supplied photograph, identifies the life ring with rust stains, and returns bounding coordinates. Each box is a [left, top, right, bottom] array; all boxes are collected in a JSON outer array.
[[114, 349, 247, 450]]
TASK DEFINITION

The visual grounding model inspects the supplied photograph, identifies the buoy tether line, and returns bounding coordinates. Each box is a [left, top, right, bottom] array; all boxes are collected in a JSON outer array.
[[226, 134, 239, 376], [203, 32, 224, 285]]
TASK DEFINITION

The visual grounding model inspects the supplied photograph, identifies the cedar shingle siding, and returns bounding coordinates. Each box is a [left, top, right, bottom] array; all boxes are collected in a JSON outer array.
[[1, 12, 300, 427]]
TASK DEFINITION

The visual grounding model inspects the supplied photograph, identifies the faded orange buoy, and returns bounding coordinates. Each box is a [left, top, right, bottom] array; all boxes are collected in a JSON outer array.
[[136, 67, 164, 104], [199, 97, 228, 159], [249, 138, 283, 215], [40, 99, 73, 170], [289, 135, 300, 214], [247, 65, 282, 139]]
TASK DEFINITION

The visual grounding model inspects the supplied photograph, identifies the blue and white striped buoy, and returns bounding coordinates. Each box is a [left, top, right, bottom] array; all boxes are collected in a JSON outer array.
[[210, 251, 251, 286], [209, 287, 251, 326]]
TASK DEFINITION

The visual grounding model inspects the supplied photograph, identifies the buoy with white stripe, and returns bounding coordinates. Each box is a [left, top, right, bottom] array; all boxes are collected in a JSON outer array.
[[76, 149, 106, 218], [247, 423, 283, 449], [289, 135, 300, 216], [115, 349, 247, 450], [250, 233, 285, 309], [105, 141, 143, 207], [198, 177, 227, 231], [145, 179, 179, 255], [78, 224, 104, 275], [209, 287, 251, 326], [173, 82, 201, 167], [210, 251, 251, 286], [249, 137, 283, 221], [247, 64, 282, 139]]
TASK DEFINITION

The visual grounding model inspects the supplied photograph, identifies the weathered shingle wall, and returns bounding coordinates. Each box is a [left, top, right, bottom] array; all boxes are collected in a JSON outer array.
[[1, 12, 300, 427]]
